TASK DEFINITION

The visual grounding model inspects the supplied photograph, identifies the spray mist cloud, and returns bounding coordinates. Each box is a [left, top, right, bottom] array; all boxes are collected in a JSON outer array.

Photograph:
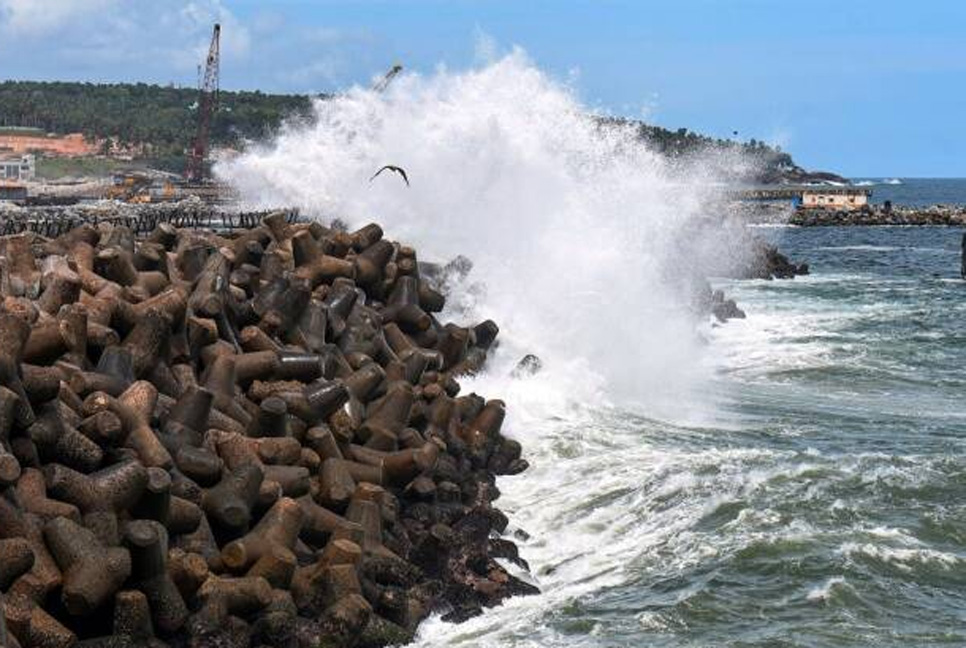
[[218, 50, 737, 413]]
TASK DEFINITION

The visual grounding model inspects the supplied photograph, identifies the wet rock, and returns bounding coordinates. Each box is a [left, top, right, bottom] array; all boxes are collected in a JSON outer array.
[[720, 237, 809, 281], [511, 354, 542, 378]]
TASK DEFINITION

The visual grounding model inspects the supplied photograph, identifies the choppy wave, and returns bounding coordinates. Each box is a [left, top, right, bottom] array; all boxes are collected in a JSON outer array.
[[806, 576, 849, 602], [853, 178, 904, 186], [840, 542, 962, 571], [817, 245, 901, 252]]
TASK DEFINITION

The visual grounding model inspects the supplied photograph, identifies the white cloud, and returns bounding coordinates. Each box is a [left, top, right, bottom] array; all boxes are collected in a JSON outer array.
[[0, 0, 117, 36], [0, 0, 389, 93], [302, 26, 344, 46], [250, 10, 284, 36], [286, 58, 342, 87], [179, 0, 251, 61], [0, 0, 251, 85], [277, 26, 380, 91]]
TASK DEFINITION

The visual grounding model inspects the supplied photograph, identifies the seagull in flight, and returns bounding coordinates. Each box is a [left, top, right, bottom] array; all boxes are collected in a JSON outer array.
[[369, 165, 410, 186]]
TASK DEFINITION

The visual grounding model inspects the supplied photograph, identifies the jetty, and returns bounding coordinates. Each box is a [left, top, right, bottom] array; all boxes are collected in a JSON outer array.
[[731, 185, 872, 210]]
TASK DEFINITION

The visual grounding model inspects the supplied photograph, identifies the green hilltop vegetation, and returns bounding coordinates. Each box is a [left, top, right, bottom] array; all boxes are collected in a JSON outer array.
[[0, 80, 821, 182], [596, 117, 832, 184], [0, 80, 316, 172]]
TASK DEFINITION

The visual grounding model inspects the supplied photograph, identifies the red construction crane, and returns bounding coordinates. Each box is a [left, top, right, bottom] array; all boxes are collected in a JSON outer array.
[[185, 23, 220, 183]]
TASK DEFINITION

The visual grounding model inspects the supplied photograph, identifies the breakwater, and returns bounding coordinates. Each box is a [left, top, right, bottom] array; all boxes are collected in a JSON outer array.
[[0, 212, 536, 647], [790, 205, 966, 226], [0, 200, 295, 237]]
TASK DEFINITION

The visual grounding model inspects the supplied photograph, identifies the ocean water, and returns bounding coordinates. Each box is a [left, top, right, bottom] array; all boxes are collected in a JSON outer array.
[[409, 226, 966, 648], [218, 54, 966, 647], [852, 178, 966, 207], [400, 228, 966, 647]]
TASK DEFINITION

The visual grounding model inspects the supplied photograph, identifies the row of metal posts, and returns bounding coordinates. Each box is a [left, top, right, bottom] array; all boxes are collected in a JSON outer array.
[[0, 206, 300, 237]]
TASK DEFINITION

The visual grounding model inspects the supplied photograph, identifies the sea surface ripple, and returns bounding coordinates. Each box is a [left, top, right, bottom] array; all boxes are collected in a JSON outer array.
[[413, 226, 966, 648]]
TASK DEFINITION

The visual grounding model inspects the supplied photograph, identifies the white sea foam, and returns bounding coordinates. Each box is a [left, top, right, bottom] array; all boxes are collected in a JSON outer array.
[[706, 304, 856, 382], [218, 50, 753, 417], [840, 542, 962, 571], [807, 576, 848, 602], [817, 245, 901, 252]]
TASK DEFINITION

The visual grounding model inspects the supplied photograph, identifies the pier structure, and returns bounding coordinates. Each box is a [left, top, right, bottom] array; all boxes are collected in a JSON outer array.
[[731, 185, 872, 210]]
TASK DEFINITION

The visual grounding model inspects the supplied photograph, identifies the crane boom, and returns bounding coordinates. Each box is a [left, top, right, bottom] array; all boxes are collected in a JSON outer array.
[[185, 23, 220, 182], [372, 64, 403, 93]]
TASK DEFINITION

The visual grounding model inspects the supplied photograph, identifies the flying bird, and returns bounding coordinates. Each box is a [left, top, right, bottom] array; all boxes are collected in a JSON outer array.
[[370, 165, 410, 186]]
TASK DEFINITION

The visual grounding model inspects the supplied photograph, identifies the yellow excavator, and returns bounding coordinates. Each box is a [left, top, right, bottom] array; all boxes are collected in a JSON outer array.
[[106, 171, 176, 203], [106, 171, 151, 202]]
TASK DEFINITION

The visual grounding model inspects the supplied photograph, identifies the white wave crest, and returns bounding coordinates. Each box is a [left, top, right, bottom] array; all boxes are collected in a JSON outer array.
[[219, 50, 747, 414], [806, 576, 849, 602]]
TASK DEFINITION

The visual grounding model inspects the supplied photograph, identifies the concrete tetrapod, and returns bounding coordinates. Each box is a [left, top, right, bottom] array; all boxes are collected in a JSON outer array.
[[0, 215, 535, 647]]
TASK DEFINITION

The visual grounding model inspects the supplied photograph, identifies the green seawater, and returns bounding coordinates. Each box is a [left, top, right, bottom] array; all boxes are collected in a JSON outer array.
[[412, 226, 966, 648]]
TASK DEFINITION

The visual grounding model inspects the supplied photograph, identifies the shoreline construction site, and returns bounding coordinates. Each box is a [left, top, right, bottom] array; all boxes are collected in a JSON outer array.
[[1, 25, 230, 207]]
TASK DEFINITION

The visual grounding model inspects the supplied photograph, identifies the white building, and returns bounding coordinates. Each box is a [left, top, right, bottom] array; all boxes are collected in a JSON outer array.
[[799, 186, 871, 210], [0, 154, 35, 181]]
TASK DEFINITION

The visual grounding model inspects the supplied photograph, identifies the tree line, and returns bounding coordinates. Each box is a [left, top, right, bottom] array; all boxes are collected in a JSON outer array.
[[0, 80, 803, 181], [599, 116, 801, 183], [0, 81, 315, 172]]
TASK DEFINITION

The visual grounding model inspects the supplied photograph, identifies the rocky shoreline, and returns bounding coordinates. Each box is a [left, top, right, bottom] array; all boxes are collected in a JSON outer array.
[[0, 213, 536, 648]]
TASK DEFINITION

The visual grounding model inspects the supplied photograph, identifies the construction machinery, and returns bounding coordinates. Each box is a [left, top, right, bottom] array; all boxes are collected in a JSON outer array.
[[106, 171, 153, 202], [106, 170, 180, 203], [372, 63, 403, 93], [185, 23, 221, 183]]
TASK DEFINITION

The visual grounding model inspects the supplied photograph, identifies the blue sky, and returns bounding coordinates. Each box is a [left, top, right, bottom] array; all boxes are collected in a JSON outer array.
[[1, 0, 964, 176]]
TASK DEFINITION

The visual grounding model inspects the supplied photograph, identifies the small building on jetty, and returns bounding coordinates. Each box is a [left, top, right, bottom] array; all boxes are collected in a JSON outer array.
[[799, 186, 871, 209], [734, 185, 872, 211]]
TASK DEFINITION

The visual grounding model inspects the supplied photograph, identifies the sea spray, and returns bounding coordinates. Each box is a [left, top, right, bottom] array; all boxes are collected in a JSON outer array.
[[219, 50, 743, 414], [217, 50, 773, 647]]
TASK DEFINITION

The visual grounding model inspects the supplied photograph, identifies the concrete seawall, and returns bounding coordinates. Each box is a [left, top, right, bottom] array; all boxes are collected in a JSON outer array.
[[724, 202, 966, 227], [789, 206, 966, 226]]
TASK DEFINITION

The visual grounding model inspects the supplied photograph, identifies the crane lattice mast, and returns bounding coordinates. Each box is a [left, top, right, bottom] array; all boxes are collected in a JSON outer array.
[[372, 64, 403, 93], [185, 23, 220, 182]]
